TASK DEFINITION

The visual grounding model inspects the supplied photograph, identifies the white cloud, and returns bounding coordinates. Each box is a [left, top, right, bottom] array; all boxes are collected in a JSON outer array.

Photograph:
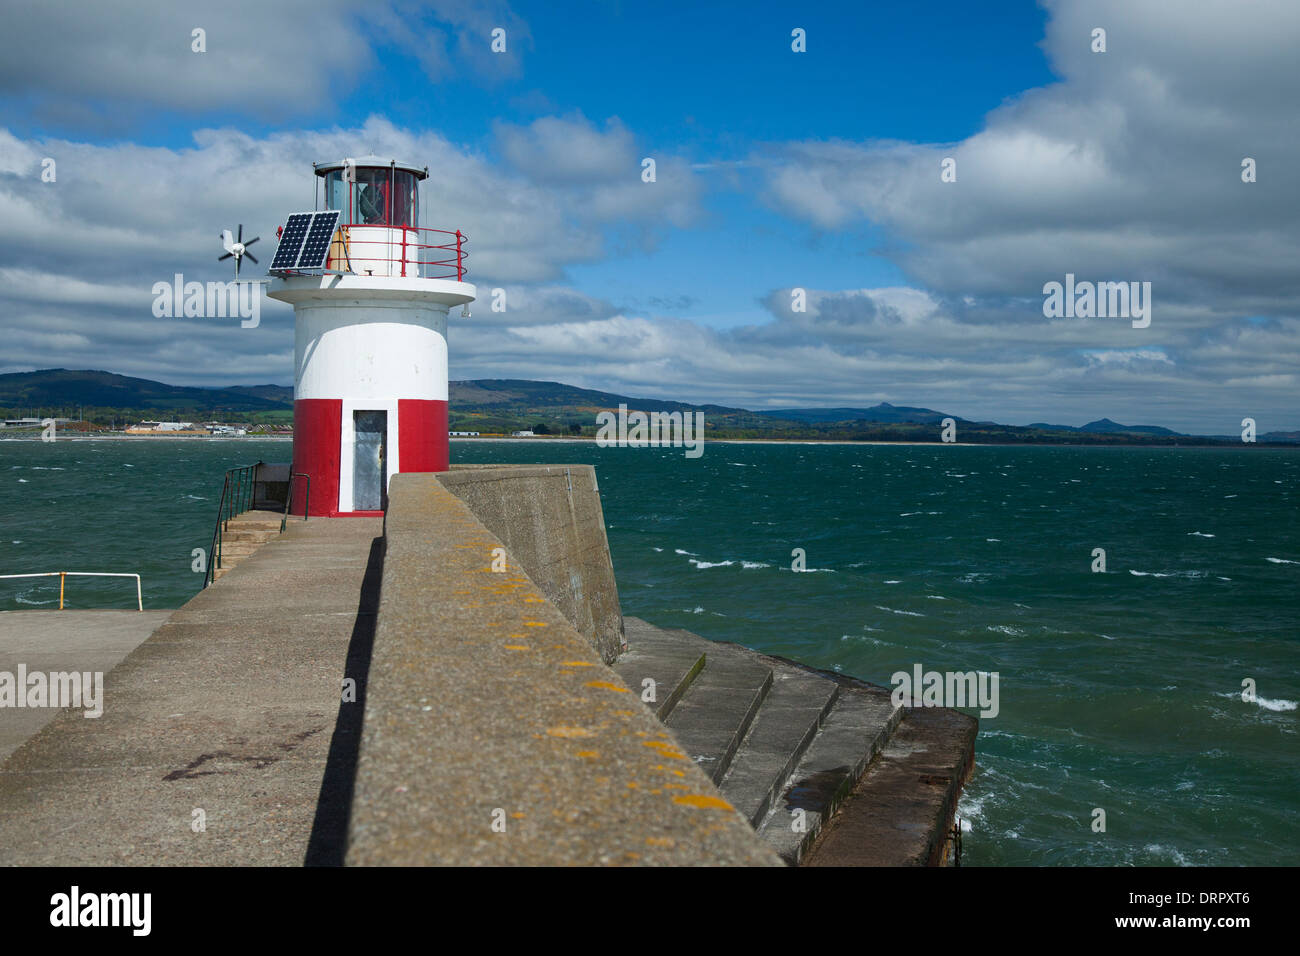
[[756, 0, 1300, 323], [0, 0, 528, 126]]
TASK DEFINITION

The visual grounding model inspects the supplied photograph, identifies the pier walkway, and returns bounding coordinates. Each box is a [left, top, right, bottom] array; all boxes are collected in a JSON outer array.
[[0, 610, 172, 762], [0, 517, 382, 865]]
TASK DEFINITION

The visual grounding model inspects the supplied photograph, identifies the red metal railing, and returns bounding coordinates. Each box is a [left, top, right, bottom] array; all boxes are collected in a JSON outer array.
[[321, 224, 467, 280]]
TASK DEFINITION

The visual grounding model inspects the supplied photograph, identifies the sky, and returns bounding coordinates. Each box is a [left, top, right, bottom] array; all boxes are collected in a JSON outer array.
[[0, 0, 1297, 433]]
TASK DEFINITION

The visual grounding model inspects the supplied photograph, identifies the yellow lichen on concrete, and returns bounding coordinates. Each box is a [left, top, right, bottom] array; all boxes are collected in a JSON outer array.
[[673, 794, 734, 810], [546, 726, 593, 738]]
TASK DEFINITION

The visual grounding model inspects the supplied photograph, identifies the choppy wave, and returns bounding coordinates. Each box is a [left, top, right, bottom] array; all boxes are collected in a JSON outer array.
[[874, 604, 924, 617], [1217, 691, 1298, 712], [1266, 557, 1299, 565]]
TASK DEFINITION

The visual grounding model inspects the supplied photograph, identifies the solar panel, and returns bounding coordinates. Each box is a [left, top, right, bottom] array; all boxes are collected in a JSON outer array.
[[270, 213, 313, 271], [269, 210, 341, 272], [298, 210, 341, 270]]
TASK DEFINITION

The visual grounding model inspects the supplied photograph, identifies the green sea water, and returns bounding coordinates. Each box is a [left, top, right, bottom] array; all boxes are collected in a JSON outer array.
[[2, 436, 1296, 865]]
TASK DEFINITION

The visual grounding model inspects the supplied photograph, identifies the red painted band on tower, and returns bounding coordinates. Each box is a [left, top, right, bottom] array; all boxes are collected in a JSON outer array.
[[398, 398, 449, 473], [292, 398, 342, 517]]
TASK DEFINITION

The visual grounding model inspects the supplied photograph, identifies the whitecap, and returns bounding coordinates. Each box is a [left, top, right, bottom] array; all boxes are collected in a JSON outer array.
[[1187, 531, 1215, 538], [874, 605, 924, 617], [674, 549, 698, 556], [1143, 844, 1189, 866], [1214, 691, 1298, 712], [1266, 557, 1299, 565], [741, 561, 770, 569], [689, 559, 734, 569], [986, 624, 1025, 636], [1255, 697, 1298, 712]]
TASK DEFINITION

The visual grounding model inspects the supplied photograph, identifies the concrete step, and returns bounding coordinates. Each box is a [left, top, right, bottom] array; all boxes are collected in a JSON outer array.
[[221, 529, 277, 543], [225, 519, 282, 532], [613, 617, 707, 720], [755, 684, 901, 865], [664, 642, 773, 785], [802, 707, 978, 867], [718, 662, 840, 826], [217, 542, 271, 556]]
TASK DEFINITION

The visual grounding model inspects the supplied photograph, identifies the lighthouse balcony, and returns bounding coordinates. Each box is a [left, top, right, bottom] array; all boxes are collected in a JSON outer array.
[[322, 223, 466, 280]]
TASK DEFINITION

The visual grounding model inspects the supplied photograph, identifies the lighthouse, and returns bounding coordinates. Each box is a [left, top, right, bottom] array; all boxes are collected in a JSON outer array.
[[267, 157, 474, 516]]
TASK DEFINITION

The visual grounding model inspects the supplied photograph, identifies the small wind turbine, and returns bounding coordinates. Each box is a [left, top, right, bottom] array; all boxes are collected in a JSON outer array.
[[219, 224, 260, 278]]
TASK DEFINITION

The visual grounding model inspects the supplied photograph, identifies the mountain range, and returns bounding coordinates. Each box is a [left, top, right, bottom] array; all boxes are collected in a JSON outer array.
[[0, 369, 1293, 444]]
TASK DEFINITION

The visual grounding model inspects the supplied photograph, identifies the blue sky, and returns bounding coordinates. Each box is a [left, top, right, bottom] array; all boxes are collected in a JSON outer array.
[[1, 0, 1297, 432]]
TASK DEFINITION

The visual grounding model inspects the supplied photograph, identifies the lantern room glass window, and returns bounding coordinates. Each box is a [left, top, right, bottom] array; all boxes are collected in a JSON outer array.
[[322, 167, 419, 228]]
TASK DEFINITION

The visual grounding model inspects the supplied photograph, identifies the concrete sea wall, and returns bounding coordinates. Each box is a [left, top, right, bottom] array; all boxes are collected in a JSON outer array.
[[437, 465, 624, 664], [348, 472, 779, 865]]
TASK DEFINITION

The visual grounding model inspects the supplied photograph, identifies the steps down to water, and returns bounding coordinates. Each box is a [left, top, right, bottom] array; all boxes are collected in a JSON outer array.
[[211, 510, 283, 581], [614, 617, 975, 866]]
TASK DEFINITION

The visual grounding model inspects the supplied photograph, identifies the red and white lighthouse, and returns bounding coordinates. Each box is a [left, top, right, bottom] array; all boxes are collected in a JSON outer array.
[[267, 157, 474, 516]]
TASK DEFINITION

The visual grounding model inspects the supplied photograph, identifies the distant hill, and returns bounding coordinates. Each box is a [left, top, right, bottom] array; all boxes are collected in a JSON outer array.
[[0, 369, 290, 414], [223, 384, 294, 405], [758, 402, 954, 425], [448, 379, 743, 415], [0, 369, 1292, 443], [1027, 417, 1182, 437]]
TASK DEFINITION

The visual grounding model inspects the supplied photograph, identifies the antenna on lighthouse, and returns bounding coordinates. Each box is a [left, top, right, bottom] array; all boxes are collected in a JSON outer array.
[[218, 224, 260, 279]]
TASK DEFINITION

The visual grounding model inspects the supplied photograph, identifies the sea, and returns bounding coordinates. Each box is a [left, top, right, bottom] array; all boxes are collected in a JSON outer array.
[[2, 436, 1296, 866]]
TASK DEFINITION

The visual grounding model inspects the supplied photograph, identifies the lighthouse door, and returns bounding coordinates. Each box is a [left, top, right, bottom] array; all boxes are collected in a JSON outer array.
[[352, 410, 388, 511]]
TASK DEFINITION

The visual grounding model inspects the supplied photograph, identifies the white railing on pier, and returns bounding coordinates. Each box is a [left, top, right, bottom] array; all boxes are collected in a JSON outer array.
[[0, 572, 143, 611]]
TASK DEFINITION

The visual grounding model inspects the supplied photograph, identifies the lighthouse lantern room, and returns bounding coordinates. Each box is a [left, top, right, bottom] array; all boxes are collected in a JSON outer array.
[[267, 157, 475, 516]]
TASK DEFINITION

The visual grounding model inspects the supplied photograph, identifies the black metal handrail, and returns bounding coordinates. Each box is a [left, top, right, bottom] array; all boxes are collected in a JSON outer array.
[[204, 462, 262, 588], [280, 473, 311, 532]]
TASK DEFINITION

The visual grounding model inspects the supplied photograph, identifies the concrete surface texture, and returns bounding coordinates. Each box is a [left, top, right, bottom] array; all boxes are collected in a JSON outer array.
[[0, 517, 383, 865], [0, 610, 172, 762], [438, 464, 625, 664], [347, 473, 780, 866]]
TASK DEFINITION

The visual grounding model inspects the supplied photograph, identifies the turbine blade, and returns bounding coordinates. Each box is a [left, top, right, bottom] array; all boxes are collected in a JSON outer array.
[[219, 252, 233, 260], [244, 252, 258, 264], [244, 236, 259, 247], [237, 224, 243, 243]]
